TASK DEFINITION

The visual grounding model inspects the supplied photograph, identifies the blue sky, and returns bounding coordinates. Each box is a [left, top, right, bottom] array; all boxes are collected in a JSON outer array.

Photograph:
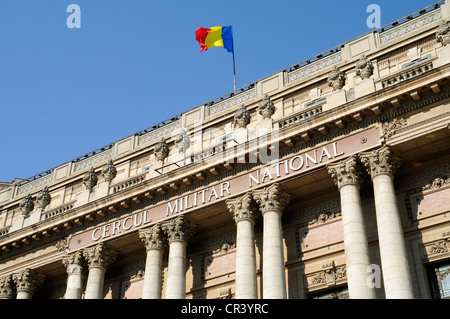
[[0, 0, 437, 183]]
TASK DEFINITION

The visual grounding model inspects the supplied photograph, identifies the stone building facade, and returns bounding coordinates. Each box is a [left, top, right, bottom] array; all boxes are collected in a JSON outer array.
[[1, 1, 450, 300]]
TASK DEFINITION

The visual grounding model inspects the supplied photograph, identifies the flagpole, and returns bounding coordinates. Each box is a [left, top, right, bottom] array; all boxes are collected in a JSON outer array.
[[231, 25, 236, 94]]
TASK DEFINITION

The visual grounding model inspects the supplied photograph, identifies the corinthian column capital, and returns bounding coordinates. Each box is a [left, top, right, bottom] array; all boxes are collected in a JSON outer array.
[[327, 155, 365, 190], [359, 145, 400, 179], [62, 251, 84, 268], [162, 216, 196, 243], [0, 275, 14, 299], [83, 244, 117, 270], [226, 193, 258, 224], [139, 223, 165, 251], [12, 268, 45, 294], [252, 183, 290, 215]]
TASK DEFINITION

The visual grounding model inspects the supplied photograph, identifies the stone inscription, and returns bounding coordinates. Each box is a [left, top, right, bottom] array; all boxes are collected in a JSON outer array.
[[67, 127, 380, 252]]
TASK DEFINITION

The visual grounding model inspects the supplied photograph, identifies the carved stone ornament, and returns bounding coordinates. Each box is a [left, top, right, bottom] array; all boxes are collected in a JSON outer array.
[[0, 275, 14, 299], [422, 176, 450, 191], [382, 117, 407, 140], [36, 186, 52, 210], [234, 104, 251, 128], [139, 223, 165, 251], [174, 128, 191, 154], [327, 155, 364, 190], [19, 194, 34, 216], [327, 66, 346, 91], [161, 215, 196, 243], [212, 242, 236, 255], [436, 21, 450, 47], [62, 251, 84, 268], [355, 54, 374, 80], [252, 183, 290, 215], [310, 261, 346, 287], [226, 193, 258, 224], [359, 145, 400, 179], [257, 95, 276, 119], [12, 268, 45, 294], [83, 243, 117, 270], [83, 167, 98, 191], [101, 159, 117, 183], [307, 211, 342, 226], [154, 138, 170, 162]]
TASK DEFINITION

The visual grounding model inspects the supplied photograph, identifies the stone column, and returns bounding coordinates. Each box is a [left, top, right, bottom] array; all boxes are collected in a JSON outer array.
[[226, 193, 259, 299], [12, 268, 45, 299], [0, 275, 15, 299], [62, 251, 85, 299], [360, 145, 414, 299], [327, 155, 375, 299], [139, 223, 165, 299], [252, 183, 290, 299], [83, 243, 117, 299], [162, 216, 195, 299]]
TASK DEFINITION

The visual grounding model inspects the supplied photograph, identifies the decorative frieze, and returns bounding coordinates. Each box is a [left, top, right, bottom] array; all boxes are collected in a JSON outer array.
[[17, 175, 52, 195], [287, 53, 342, 83], [379, 9, 442, 43], [422, 234, 450, 262], [422, 176, 450, 191], [73, 148, 113, 172], [209, 88, 256, 116], [307, 261, 347, 289]]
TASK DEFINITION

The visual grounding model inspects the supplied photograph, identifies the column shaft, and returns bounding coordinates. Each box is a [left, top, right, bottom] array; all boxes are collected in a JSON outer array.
[[360, 145, 414, 299], [372, 173, 414, 298], [82, 243, 117, 300], [340, 184, 375, 299], [226, 193, 258, 299], [142, 248, 164, 299], [253, 183, 290, 299], [165, 241, 187, 299], [65, 264, 84, 299], [84, 267, 105, 299], [161, 216, 195, 299], [235, 218, 257, 299], [262, 209, 286, 299]]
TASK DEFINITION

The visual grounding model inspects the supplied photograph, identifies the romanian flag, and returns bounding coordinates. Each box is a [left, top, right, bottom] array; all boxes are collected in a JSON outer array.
[[195, 26, 234, 53]]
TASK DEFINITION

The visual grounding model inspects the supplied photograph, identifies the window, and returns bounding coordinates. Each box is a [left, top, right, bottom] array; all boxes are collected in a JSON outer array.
[[310, 287, 349, 299], [428, 261, 450, 299]]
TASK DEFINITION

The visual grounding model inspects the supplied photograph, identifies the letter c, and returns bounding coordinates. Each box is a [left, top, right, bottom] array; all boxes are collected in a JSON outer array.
[[92, 227, 102, 241]]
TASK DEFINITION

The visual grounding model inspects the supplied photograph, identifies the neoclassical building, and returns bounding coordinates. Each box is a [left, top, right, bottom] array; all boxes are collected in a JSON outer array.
[[1, 1, 450, 300]]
